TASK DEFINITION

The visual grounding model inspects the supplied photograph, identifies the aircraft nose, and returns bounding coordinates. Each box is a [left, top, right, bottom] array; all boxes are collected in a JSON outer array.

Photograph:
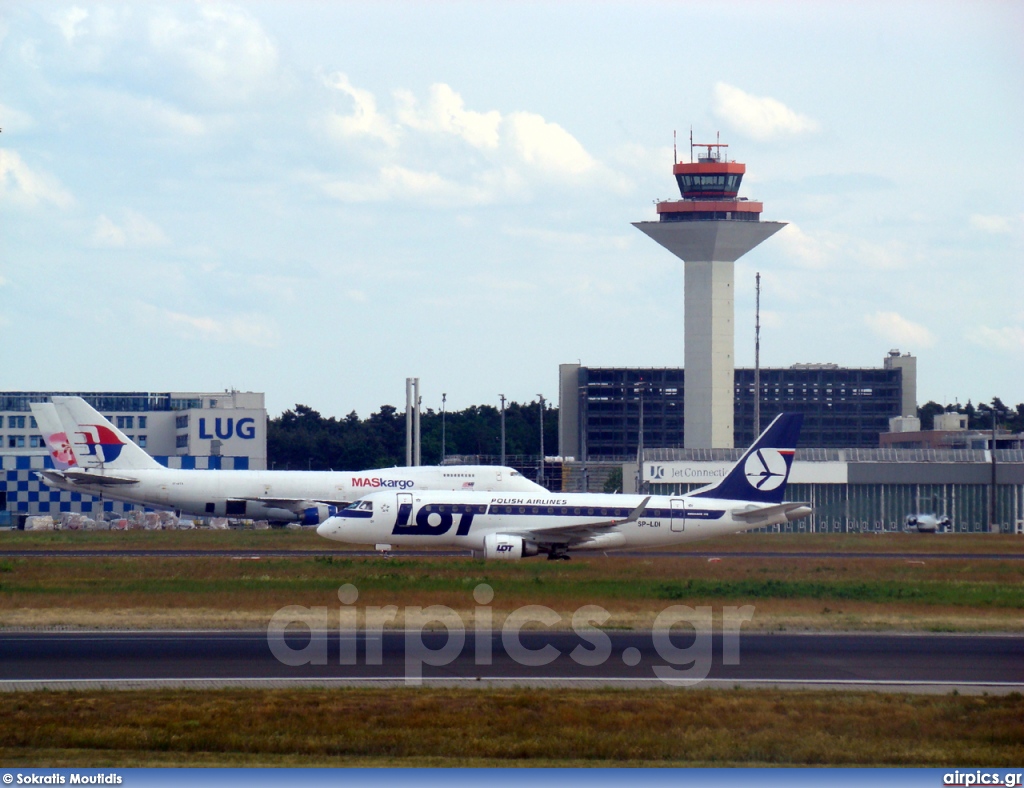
[[316, 518, 335, 538]]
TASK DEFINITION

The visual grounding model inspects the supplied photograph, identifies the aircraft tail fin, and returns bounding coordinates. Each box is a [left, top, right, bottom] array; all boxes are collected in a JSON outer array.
[[51, 396, 163, 471], [691, 413, 803, 504], [28, 402, 79, 470]]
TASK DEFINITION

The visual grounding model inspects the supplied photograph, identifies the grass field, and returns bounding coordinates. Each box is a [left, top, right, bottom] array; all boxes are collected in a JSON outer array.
[[1, 531, 1022, 631], [3, 531, 1023, 768], [1, 687, 1022, 767], [5, 528, 1024, 554]]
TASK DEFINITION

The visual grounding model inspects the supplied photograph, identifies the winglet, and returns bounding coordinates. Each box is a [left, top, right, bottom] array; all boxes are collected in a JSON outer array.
[[619, 496, 650, 524]]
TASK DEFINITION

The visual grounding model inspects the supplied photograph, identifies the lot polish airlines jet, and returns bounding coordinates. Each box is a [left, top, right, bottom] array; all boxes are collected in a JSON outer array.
[[33, 397, 546, 525], [318, 413, 811, 559]]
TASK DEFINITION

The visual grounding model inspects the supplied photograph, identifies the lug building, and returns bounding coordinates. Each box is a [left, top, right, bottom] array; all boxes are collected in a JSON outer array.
[[0, 391, 267, 522]]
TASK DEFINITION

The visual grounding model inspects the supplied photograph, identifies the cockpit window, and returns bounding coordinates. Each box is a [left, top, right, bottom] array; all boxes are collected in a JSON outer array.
[[510, 471, 520, 477], [345, 500, 373, 511]]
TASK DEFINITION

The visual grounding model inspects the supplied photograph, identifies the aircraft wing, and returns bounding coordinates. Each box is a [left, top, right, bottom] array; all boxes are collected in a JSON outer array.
[[731, 502, 812, 525], [506, 496, 651, 545], [248, 496, 352, 512]]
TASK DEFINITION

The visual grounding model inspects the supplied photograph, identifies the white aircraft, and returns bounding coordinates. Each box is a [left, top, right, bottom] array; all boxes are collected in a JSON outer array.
[[33, 396, 546, 525], [904, 513, 951, 533], [318, 413, 812, 559]]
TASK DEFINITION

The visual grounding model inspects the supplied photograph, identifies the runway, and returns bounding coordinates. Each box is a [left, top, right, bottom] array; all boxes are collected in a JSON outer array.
[[1, 548, 1021, 560], [1, 630, 1021, 693]]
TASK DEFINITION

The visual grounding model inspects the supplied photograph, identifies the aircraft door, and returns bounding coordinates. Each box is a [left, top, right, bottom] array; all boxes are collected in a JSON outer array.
[[670, 498, 686, 532], [395, 493, 414, 528]]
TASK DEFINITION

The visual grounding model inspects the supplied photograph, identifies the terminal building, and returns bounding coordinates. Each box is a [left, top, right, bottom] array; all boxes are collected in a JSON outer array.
[[559, 350, 917, 460], [622, 446, 1024, 535], [0, 391, 267, 522]]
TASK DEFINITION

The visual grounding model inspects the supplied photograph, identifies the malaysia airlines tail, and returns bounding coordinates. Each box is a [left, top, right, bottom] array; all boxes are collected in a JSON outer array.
[[52, 396, 163, 472]]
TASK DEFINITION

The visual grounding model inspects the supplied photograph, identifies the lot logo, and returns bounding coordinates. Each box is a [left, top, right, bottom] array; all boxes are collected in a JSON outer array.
[[73, 424, 125, 463], [743, 448, 793, 491]]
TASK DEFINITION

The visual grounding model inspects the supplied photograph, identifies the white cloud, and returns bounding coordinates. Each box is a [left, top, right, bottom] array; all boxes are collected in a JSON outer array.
[[776, 223, 833, 269], [138, 304, 279, 347], [864, 311, 935, 348], [140, 98, 207, 137], [53, 6, 89, 42], [395, 83, 501, 149], [323, 165, 493, 207], [609, 142, 673, 178], [502, 226, 631, 251], [969, 214, 1014, 234], [148, 5, 278, 100], [0, 103, 35, 134], [712, 82, 819, 141], [967, 325, 1024, 353], [323, 72, 398, 145], [504, 111, 596, 176], [0, 150, 74, 208], [317, 77, 619, 202], [92, 211, 168, 248]]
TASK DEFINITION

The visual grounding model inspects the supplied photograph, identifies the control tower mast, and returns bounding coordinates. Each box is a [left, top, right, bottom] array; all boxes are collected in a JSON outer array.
[[633, 133, 785, 449]]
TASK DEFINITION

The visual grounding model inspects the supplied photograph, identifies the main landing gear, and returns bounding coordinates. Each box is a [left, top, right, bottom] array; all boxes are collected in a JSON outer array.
[[546, 546, 571, 561]]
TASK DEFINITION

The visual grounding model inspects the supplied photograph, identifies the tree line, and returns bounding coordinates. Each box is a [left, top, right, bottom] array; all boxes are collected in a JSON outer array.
[[268, 396, 1023, 471], [268, 401, 559, 471], [917, 398, 1024, 432]]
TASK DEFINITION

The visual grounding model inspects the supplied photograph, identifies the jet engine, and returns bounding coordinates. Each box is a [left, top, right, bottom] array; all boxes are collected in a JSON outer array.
[[300, 504, 339, 526], [482, 533, 539, 560]]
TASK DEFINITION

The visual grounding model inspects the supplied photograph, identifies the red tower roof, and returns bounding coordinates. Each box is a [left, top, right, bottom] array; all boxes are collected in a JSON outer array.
[[657, 134, 759, 221]]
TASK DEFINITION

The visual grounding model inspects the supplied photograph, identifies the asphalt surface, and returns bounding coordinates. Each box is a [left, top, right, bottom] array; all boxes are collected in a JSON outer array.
[[1, 630, 1021, 693], [1, 549, 1022, 560]]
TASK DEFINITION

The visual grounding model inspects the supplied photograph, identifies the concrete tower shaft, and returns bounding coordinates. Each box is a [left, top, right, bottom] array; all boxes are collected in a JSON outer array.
[[633, 137, 785, 449]]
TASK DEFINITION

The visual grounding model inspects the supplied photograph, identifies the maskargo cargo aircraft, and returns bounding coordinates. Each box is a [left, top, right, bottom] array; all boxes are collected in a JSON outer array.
[[317, 413, 812, 559], [33, 396, 546, 525]]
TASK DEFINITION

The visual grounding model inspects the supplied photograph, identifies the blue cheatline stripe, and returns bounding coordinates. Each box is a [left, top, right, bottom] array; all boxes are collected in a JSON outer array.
[[408, 503, 726, 521]]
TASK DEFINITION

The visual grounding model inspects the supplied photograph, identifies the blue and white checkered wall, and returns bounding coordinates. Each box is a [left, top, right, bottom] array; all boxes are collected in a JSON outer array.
[[1, 453, 250, 515]]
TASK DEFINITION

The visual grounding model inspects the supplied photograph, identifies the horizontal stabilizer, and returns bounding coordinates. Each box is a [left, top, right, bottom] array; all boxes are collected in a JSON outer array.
[[251, 496, 351, 512], [731, 502, 812, 525], [58, 469, 140, 487]]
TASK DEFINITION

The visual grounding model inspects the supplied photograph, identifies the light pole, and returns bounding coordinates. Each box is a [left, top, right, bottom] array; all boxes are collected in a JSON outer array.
[[537, 394, 545, 485], [499, 394, 506, 467], [991, 405, 998, 532], [441, 392, 447, 462]]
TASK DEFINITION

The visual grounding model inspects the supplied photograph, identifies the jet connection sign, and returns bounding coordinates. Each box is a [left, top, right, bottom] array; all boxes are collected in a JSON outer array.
[[643, 460, 847, 485]]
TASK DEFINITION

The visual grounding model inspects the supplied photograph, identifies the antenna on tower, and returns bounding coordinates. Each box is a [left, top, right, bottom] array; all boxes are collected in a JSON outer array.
[[689, 127, 693, 164], [673, 130, 677, 165], [754, 272, 761, 437]]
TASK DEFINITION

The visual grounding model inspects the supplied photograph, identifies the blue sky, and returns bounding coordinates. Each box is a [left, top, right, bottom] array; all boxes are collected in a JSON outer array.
[[2, 1, 1022, 420]]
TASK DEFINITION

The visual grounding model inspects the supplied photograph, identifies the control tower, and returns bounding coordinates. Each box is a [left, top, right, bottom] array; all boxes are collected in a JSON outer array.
[[633, 135, 785, 449]]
